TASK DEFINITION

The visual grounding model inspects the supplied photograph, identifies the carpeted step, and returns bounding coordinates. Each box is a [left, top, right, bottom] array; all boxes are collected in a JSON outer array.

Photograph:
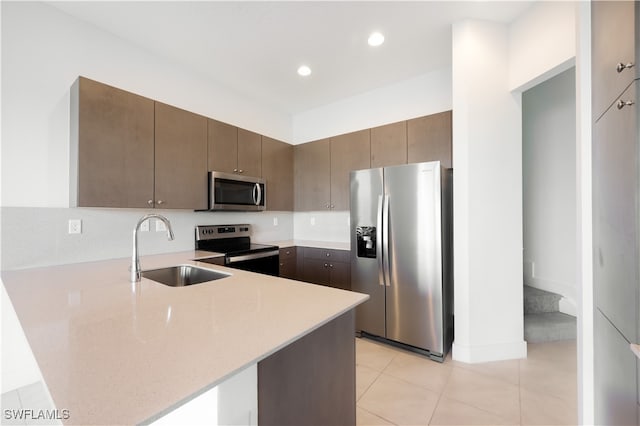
[[524, 312, 577, 343], [524, 285, 562, 314]]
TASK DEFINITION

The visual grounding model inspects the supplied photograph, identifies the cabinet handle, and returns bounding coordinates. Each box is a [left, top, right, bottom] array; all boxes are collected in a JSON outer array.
[[147, 200, 153, 206], [617, 100, 635, 110], [285, 251, 291, 255], [233, 168, 238, 172], [330, 204, 335, 209], [326, 204, 330, 209], [324, 263, 329, 268], [616, 62, 635, 73], [239, 169, 244, 173], [326, 253, 331, 257], [157, 200, 164, 205], [329, 264, 334, 268]]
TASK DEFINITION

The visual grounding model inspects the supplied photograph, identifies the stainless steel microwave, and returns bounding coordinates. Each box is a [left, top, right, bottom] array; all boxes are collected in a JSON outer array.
[[207, 171, 266, 211]]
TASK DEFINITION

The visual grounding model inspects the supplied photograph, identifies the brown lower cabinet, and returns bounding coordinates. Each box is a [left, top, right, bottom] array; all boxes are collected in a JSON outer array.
[[278, 247, 297, 279], [298, 247, 351, 291], [258, 310, 355, 426]]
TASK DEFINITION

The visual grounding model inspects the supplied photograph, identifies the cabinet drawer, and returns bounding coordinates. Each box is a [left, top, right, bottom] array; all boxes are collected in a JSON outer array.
[[280, 247, 297, 260], [302, 247, 349, 262]]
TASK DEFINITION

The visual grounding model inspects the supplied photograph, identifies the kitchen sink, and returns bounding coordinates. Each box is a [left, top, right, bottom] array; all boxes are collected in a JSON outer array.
[[141, 265, 230, 287]]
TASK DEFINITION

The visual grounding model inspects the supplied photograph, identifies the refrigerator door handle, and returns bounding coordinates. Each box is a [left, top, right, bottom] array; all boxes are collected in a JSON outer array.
[[377, 195, 385, 286], [382, 194, 391, 287]]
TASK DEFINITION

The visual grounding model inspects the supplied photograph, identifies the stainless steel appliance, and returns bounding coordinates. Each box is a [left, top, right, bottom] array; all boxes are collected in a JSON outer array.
[[205, 171, 266, 211], [195, 224, 279, 276], [350, 161, 453, 361]]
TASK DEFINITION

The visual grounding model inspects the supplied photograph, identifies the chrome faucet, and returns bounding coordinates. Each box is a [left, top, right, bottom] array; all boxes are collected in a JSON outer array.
[[131, 214, 175, 282]]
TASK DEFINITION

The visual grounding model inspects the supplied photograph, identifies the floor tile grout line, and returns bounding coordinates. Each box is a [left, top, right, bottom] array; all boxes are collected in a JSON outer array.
[[356, 405, 399, 426], [438, 392, 522, 426]]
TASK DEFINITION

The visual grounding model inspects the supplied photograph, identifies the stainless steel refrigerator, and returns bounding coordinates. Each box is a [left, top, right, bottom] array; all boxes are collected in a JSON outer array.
[[350, 161, 453, 361]]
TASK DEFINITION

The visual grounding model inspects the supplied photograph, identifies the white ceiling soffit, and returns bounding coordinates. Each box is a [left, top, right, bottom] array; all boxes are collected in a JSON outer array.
[[48, 1, 534, 114]]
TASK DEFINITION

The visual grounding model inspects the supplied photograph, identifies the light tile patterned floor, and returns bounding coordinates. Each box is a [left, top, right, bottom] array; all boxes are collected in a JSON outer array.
[[356, 338, 577, 426]]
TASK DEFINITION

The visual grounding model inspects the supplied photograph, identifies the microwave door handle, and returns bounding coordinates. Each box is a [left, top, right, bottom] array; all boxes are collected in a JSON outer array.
[[252, 183, 261, 206]]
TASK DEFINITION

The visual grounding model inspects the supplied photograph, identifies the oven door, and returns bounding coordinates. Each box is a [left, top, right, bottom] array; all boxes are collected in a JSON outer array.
[[209, 171, 266, 211], [226, 250, 279, 276]]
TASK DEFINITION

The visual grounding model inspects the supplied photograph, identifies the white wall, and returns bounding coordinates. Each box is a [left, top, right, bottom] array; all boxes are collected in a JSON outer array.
[[292, 68, 452, 144], [509, 1, 576, 92], [1, 1, 292, 209], [576, 2, 594, 423], [522, 68, 577, 311], [451, 20, 526, 363]]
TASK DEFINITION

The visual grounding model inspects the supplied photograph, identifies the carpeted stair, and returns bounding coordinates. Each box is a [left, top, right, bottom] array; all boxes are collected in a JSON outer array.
[[524, 285, 576, 343]]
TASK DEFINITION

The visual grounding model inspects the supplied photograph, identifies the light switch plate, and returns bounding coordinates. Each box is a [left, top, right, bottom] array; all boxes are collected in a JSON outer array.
[[310, 217, 316, 226], [68, 219, 82, 234], [273, 217, 278, 226]]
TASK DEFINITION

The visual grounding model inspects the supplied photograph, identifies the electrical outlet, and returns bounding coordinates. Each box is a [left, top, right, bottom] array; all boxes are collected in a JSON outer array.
[[140, 220, 150, 232], [310, 217, 316, 226], [155, 219, 167, 232], [68, 219, 82, 234], [273, 217, 278, 226]]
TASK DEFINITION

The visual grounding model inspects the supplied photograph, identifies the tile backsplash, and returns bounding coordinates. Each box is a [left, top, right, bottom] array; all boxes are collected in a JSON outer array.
[[1, 207, 293, 270]]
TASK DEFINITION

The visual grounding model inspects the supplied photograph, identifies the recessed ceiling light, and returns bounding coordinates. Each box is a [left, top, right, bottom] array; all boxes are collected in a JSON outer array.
[[368, 32, 385, 47], [297, 65, 312, 77]]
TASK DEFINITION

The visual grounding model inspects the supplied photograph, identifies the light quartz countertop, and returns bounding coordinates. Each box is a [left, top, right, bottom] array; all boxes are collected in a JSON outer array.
[[267, 240, 350, 251], [2, 251, 367, 425]]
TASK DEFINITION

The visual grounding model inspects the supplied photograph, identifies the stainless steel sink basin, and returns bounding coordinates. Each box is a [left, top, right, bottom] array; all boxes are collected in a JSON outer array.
[[142, 265, 230, 287]]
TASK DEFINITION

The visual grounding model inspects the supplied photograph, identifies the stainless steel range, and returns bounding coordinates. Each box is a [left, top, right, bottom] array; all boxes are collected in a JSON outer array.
[[195, 224, 280, 276]]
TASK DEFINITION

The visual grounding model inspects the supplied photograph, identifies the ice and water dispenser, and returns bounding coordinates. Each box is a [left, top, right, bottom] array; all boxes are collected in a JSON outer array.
[[356, 226, 377, 258]]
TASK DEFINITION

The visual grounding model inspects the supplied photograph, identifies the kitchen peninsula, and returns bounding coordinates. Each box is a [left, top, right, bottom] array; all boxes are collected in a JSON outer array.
[[2, 251, 368, 425]]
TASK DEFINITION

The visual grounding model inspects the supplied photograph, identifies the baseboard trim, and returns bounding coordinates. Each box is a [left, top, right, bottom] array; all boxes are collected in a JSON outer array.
[[452, 340, 527, 363]]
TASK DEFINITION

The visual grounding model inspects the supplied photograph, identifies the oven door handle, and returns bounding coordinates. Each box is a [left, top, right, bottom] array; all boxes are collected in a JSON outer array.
[[226, 250, 279, 264]]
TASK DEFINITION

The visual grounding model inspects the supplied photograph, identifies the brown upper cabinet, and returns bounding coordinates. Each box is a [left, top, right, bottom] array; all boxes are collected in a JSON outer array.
[[294, 138, 331, 211], [70, 77, 207, 209], [294, 130, 371, 212], [208, 119, 262, 177], [71, 77, 155, 208], [371, 121, 407, 168], [207, 119, 237, 173], [407, 110, 452, 168], [262, 136, 293, 211], [154, 102, 208, 210], [330, 129, 371, 210]]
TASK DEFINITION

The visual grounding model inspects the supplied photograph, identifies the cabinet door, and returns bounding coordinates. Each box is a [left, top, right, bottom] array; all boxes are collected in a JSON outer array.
[[262, 137, 293, 211], [371, 121, 407, 168], [329, 261, 350, 291], [238, 128, 262, 177], [331, 130, 371, 210], [593, 82, 638, 342], [592, 0, 636, 120], [407, 111, 452, 168], [594, 309, 638, 426], [154, 102, 208, 209], [279, 247, 297, 279], [72, 77, 154, 208], [301, 258, 331, 285], [294, 139, 331, 211], [208, 119, 238, 173]]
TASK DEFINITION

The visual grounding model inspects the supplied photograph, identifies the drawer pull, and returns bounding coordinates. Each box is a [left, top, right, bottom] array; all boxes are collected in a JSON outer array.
[[617, 100, 635, 110], [616, 62, 635, 73]]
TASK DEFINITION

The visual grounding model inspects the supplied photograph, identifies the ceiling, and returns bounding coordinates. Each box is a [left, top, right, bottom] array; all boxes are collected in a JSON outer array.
[[49, 1, 534, 114]]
